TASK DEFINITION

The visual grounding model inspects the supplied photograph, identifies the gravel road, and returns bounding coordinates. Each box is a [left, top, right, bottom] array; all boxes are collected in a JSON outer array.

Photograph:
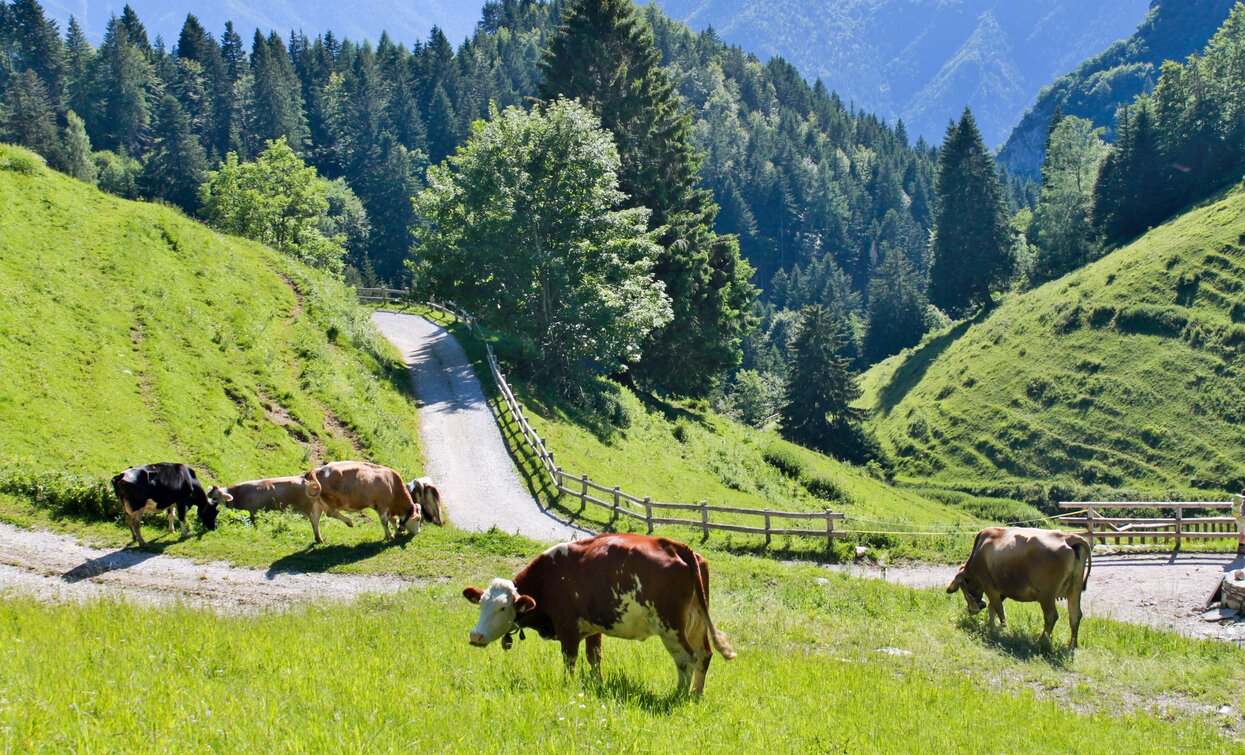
[[830, 550, 1245, 643], [371, 310, 590, 542], [0, 521, 406, 612]]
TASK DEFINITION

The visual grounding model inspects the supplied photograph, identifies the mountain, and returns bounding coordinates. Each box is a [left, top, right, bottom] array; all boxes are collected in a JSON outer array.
[[998, 0, 1238, 176], [40, 0, 485, 46], [652, 0, 1150, 145], [859, 183, 1245, 500]]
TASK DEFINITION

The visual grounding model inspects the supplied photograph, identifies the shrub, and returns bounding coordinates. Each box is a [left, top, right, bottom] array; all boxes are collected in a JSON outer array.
[[801, 471, 848, 502], [0, 469, 113, 519], [762, 444, 805, 478], [0, 144, 45, 174], [1113, 305, 1188, 337]]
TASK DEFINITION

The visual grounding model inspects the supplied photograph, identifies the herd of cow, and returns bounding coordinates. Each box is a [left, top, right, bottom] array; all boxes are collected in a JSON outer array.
[[107, 461, 1093, 696]]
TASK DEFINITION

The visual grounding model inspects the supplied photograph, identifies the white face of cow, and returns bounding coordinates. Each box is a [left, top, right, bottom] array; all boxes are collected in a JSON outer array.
[[464, 579, 533, 647]]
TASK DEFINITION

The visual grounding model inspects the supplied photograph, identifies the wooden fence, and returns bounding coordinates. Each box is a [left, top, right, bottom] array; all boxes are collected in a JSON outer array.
[[1058, 498, 1245, 550], [482, 341, 844, 544], [356, 287, 409, 304]]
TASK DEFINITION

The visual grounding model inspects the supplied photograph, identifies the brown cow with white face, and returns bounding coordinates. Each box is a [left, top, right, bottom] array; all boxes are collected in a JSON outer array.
[[462, 533, 736, 696], [302, 461, 421, 543], [947, 527, 1092, 648]]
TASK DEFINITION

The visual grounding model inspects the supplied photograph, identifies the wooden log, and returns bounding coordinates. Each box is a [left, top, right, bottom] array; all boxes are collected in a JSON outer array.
[[644, 497, 653, 534], [700, 500, 709, 540]]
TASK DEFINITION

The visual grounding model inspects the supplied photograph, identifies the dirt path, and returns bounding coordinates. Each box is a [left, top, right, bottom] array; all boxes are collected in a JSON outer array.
[[829, 550, 1245, 643], [371, 311, 590, 542], [0, 522, 407, 612]]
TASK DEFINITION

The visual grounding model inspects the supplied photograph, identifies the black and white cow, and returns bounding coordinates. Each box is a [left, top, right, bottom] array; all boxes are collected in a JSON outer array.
[[111, 463, 218, 548]]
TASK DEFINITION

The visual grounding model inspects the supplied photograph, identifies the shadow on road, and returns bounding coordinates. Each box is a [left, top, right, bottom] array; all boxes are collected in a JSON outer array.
[[61, 543, 165, 583], [265, 535, 409, 578]]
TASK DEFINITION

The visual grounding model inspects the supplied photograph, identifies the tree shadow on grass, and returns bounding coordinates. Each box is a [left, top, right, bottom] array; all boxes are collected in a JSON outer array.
[[956, 615, 1075, 668], [874, 315, 980, 416], [587, 671, 693, 715], [264, 534, 409, 577]]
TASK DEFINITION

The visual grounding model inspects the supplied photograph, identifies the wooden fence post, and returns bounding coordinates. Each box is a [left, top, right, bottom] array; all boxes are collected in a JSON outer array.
[[1233, 494, 1245, 556], [613, 487, 621, 522], [1086, 507, 1096, 547], [764, 509, 772, 546], [581, 474, 589, 503], [825, 509, 835, 548], [1174, 506, 1182, 551], [700, 501, 709, 540], [644, 497, 653, 534]]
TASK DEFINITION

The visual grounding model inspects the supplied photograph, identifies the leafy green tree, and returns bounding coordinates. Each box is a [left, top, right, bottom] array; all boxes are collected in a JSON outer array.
[[92, 149, 140, 197], [140, 94, 207, 213], [200, 137, 344, 271], [541, 0, 756, 396], [779, 304, 871, 462], [722, 369, 782, 426], [1028, 116, 1107, 284], [60, 109, 94, 182], [863, 246, 928, 363], [928, 108, 1013, 317], [413, 99, 672, 391]]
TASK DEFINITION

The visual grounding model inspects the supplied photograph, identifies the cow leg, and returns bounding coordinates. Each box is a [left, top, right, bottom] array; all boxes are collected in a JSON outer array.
[[585, 634, 604, 678], [249, 511, 258, 527], [127, 510, 148, 548], [1068, 588, 1084, 649], [310, 509, 325, 544], [167, 507, 176, 533], [988, 597, 1007, 628], [1040, 598, 1059, 647], [176, 504, 189, 538], [559, 635, 580, 673], [660, 634, 696, 697], [327, 510, 355, 527], [380, 512, 393, 540]]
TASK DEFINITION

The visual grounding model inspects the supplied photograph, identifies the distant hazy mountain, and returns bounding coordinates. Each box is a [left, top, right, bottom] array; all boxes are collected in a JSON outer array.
[[998, 0, 1238, 176], [651, 0, 1150, 145], [40, 0, 485, 47]]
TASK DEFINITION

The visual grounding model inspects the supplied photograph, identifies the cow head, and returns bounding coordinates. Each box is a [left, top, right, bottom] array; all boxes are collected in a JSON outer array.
[[397, 503, 422, 536], [463, 579, 536, 647], [946, 567, 986, 614], [197, 498, 220, 530], [206, 485, 233, 507]]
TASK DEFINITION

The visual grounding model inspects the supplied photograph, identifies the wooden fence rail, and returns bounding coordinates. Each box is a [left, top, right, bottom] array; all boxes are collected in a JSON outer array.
[[1058, 499, 1245, 551]]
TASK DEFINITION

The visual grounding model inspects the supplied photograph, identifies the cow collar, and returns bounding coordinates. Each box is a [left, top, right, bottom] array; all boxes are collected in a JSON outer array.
[[501, 626, 526, 651]]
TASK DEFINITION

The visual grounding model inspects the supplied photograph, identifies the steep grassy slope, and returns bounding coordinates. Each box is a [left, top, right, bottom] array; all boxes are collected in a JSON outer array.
[[0, 144, 422, 496], [862, 185, 1245, 499]]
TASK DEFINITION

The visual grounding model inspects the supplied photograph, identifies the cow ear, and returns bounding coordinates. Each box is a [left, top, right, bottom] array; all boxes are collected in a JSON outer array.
[[515, 595, 536, 614], [463, 586, 484, 604]]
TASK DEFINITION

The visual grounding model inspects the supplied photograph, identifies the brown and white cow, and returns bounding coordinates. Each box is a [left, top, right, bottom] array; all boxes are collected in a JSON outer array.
[[207, 476, 324, 526], [302, 461, 421, 543], [462, 533, 736, 696], [947, 527, 1092, 648], [406, 476, 445, 526]]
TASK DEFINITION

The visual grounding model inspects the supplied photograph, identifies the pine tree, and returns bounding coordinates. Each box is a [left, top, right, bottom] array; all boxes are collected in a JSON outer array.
[[140, 94, 207, 213], [928, 109, 1012, 317], [863, 246, 928, 363], [9, 0, 65, 106], [779, 304, 871, 462], [2, 69, 61, 164], [63, 16, 94, 120], [60, 109, 95, 182], [245, 31, 308, 154], [89, 16, 154, 153], [540, 0, 755, 396], [175, 14, 228, 157]]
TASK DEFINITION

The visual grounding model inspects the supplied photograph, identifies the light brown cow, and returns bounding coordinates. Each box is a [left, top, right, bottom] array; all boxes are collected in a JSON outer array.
[[302, 461, 421, 543], [947, 527, 1091, 648], [207, 476, 344, 527], [406, 476, 445, 525]]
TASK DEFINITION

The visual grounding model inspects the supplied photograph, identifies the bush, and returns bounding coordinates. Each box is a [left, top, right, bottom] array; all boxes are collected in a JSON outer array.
[[1113, 305, 1188, 337], [0, 469, 113, 519], [762, 444, 805, 478], [0, 144, 45, 174]]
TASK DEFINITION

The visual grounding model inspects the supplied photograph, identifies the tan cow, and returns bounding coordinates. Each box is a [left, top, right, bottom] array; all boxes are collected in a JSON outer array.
[[406, 476, 445, 525], [207, 476, 344, 527], [302, 461, 421, 543], [947, 527, 1091, 648]]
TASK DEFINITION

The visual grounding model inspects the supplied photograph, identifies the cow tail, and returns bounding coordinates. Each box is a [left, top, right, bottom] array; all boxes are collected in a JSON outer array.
[[688, 549, 736, 660], [427, 485, 444, 525], [1070, 535, 1091, 591]]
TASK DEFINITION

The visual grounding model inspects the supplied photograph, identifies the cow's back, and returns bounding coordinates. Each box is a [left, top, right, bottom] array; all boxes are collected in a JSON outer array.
[[978, 528, 1080, 601], [311, 461, 411, 515], [229, 476, 311, 514]]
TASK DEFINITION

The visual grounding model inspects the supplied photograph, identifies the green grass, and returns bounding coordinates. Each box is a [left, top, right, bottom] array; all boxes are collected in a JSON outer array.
[[1, 551, 1241, 751], [861, 185, 1245, 503], [0, 144, 423, 549]]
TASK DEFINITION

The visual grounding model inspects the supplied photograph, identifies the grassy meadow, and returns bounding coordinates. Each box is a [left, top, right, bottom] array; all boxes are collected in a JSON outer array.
[[861, 185, 1245, 501], [2, 549, 1242, 751]]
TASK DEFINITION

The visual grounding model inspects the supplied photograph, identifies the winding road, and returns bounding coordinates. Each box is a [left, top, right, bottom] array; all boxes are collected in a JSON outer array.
[[371, 310, 589, 542]]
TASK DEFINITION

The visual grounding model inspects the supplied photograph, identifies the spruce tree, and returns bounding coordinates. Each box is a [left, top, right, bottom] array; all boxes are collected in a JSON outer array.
[[90, 16, 153, 154], [928, 109, 1012, 317], [2, 69, 61, 163], [9, 0, 65, 106], [140, 94, 207, 213], [245, 30, 308, 154], [779, 304, 870, 462], [540, 0, 755, 396], [863, 246, 928, 363], [63, 16, 94, 120]]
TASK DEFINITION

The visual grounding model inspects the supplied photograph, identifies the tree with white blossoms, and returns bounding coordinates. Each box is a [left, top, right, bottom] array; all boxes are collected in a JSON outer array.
[[413, 99, 672, 393]]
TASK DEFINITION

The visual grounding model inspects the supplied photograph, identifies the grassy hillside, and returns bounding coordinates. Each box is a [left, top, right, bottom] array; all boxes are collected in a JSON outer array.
[[862, 185, 1245, 499], [0, 143, 422, 508], [2, 550, 1241, 750]]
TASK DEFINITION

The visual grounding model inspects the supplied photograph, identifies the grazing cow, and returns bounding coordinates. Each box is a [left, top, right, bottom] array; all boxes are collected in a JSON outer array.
[[207, 476, 315, 526], [302, 461, 420, 543], [111, 463, 219, 548], [462, 533, 736, 696], [947, 527, 1092, 648], [406, 477, 445, 525]]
